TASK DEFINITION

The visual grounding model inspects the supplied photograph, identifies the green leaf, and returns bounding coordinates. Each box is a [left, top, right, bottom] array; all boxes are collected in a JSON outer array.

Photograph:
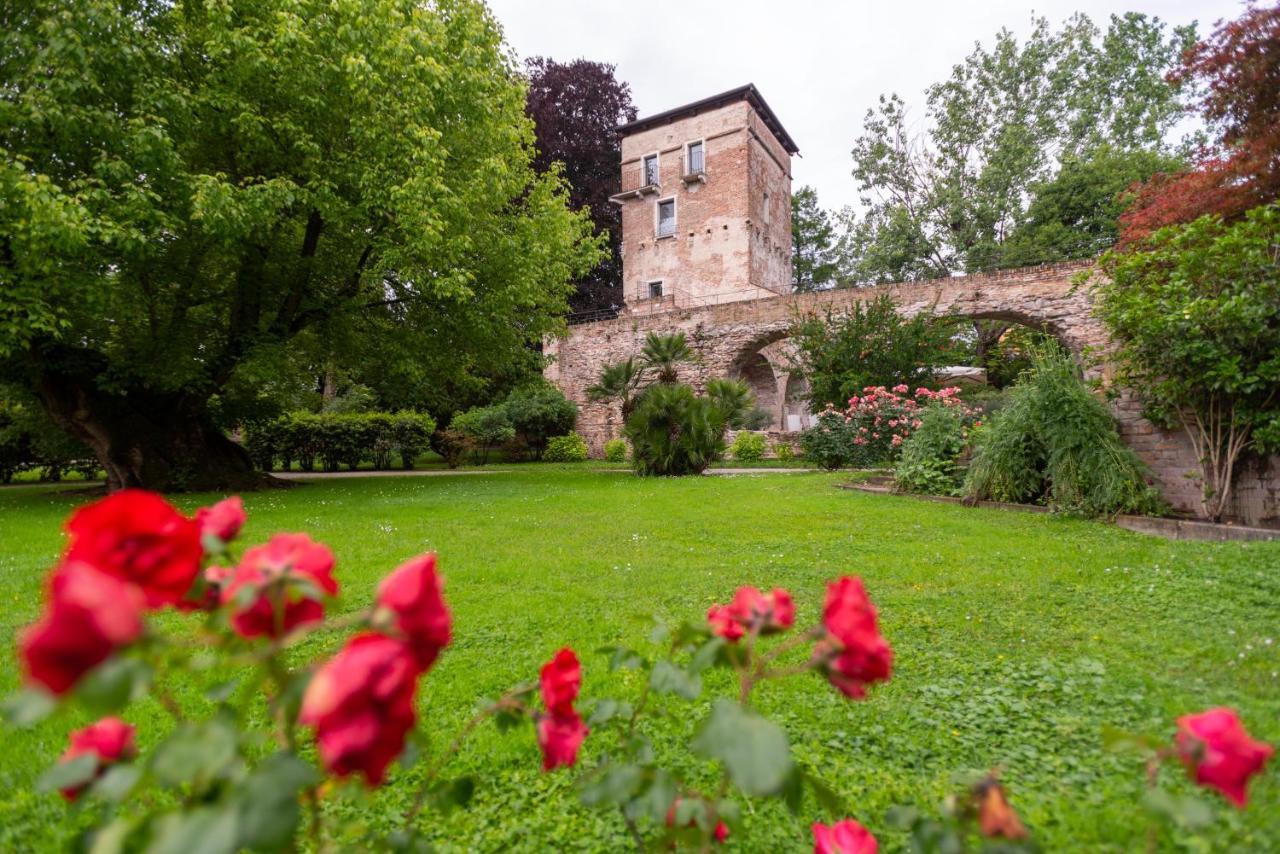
[[86, 817, 134, 854], [36, 753, 98, 793], [1101, 724, 1160, 755], [204, 678, 240, 704], [587, 698, 621, 727], [151, 719, 239, 788], [688, 637, 727, 675], [627, 768, 677, 823], [691, 699, 793, 797], [579, 762, 644, 807], [1, 688, 57, 728], [649, 661, 701, 700], [91, 764, 141, 803], [236, 752, 318, 850], [148, 806, 240, 854], [806, 770, 845, 817], [76, 657, 151, 714], [429, 777, 475, 813], [599, 646, 646, 672]]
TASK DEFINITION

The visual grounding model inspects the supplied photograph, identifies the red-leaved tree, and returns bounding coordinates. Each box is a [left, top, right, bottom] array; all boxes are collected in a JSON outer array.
[[1119, 2, 1280, 242]]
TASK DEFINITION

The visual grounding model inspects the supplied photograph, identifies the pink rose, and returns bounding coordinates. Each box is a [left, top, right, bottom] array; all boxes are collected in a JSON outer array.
[[57, 716, 137, 801], [537, 710, 588, 771], [1176, 708, 1273, 806], [375, 553, 451, 672], [816, 577, 893, 699], [540, 648, 582, 717], [707, 586, 795, 641], [222, 533, 338, 639], [195, 496, 247, 545], [812, 818, 877, 853]]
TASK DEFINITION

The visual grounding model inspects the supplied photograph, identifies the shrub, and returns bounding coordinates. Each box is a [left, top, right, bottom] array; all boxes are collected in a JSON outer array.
[[432, 429, 472, 469], [729, 431, 767, 463], [773, 442, 795, 462], [964, 344, 1164, 517], [451, 405, 515, 465], [0, 394, 98, 483], [625, 384, 727, 476], [799, 411, 858, 471], [543, 433, 589, 462], [502, 384, 578, 460], [241, 411, 436, 472], [893, 404, 968, 495], [842, 385, 977, 464], [603, 438, 628, 462]]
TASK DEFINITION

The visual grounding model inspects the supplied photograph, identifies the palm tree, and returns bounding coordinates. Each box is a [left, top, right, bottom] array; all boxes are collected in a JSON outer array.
[[586, 357, 646, 419], [705, 378, 768, 429], [639, 331, 694, 384]]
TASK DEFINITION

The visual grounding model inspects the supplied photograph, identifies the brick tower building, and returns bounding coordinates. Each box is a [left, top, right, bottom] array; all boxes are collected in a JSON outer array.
[[608, 85, 799, 314]]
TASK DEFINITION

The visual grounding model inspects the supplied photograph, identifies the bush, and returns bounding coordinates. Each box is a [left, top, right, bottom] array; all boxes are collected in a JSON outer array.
[[432, 429, 472, 469], [543, 433, 589, 462], [625, 384, 727, 476], [773, 442, 795, 462], [799, 411, 858, 471], [502, 384, 578, 460], [603, 438, 628, 462], [729, 431, 767, 463], [242, 411, 436, 472], [451, 405, 514, 465], [893, 404, 967, 495], [964, 344, 1164, 517], [0, 394, 99, 483]]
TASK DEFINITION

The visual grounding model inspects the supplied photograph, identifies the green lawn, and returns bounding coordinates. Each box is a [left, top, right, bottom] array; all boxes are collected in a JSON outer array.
[[1, 468, 1277, 851]]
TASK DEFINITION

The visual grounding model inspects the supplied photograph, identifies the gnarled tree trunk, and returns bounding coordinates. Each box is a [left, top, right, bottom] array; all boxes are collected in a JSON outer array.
[[31, 349, 267, 493]]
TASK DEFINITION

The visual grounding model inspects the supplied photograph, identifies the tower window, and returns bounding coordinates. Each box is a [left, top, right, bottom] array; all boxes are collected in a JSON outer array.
[[762, 191, 771, 223], [648, 280, 664, 298], [686, 140, 704, 175], [643, 153, 659, 187], [656, 198, 676, 238]]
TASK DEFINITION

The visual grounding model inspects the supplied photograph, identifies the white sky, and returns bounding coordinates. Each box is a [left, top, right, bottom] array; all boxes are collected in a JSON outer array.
[[486, 0, 1243, 211]]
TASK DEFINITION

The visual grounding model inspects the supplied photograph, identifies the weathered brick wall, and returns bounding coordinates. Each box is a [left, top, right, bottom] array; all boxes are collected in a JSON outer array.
[[546, 260, 1280, 526]]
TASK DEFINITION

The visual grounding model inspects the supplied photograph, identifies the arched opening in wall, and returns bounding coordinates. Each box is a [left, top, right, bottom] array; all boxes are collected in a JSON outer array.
[[783, 374, 813, 432], [937, 312, 1077, 391], [737, 353, 779, 429]]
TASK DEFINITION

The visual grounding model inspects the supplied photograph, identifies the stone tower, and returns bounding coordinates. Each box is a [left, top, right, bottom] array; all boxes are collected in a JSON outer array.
[[608, 85, 799, 314]]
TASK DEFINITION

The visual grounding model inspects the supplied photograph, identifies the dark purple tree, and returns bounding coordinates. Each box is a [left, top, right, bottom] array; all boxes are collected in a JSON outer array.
[[525, 58, 638, 314]]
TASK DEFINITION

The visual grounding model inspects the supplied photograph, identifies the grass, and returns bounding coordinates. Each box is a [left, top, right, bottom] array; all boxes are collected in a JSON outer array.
[[0, 467, 1277, 851]]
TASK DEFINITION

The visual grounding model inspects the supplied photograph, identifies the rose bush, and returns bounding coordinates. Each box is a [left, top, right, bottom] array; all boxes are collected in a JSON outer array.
[[3, 490, 1273, 851], [841, 384, 979, 464]]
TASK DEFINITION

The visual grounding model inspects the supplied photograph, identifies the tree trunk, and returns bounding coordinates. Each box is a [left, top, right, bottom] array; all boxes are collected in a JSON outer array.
[[32, 353, 269, 493]]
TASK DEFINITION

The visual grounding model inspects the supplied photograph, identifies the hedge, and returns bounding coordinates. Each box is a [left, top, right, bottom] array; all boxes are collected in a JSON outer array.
[[242, 412, 436, 472]]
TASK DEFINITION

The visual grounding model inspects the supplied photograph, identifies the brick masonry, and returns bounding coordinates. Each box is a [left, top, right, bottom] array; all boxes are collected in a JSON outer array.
[[546, 260, 1280, 526]]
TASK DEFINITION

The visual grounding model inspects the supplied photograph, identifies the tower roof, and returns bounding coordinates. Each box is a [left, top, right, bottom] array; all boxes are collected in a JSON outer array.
[[617, 84, 800, 155]]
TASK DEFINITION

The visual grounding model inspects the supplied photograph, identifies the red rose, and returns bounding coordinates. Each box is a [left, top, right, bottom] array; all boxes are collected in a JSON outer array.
[[706, 586, 795, 642], [300, 633, 418, 786], [58, 716, 136, 801], [1176, 707, 1273, 807], [19, 563, 145, 695], [665, 799, 730, 843], [816, 577, 892, 699], [537, 710, 588, 771], [221, 533, 338, 638], [64, 490, 202, 608], [540, 648, 582, 716], [375, 554, 451, 672], [812, 818, 877, 854], [195, 497, 247, 545]]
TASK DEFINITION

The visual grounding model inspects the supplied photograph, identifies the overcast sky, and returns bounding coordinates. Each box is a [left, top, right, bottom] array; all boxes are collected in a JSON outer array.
[[486, 0, 1243, 212]]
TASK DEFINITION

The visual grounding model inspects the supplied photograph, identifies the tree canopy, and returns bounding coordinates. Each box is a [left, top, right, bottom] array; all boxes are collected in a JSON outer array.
[[841, 13, 1196, 282], [0, 0, 602, 490], [791, 186, 840, 291]]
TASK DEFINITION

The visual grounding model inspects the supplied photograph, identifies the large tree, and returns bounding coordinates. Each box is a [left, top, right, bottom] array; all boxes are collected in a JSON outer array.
[[1119, 3, 1280, 242], [0, 0, 602, 492], [524, 57, 637, 314], [841, 13, 1196, 283], [791, 186, 841, 291]]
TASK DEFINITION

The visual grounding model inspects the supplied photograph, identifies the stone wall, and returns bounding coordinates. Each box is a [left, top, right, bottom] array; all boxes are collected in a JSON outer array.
[[546, 260, 1280, 526]]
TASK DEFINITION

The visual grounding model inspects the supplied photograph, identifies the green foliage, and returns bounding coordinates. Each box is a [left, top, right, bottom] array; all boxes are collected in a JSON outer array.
[[842, 14, 1195, 281], [964, 344, 1163, 516], [0, 0, 603, 488], [799, 412, 859, 471], [602, 439, 628, 463], [1095, 203, 1280, 519], [639, 333, 695, 384], [543, 434, 589, 463], [704, 378, 762, 430], [625, 385, 726, 476], [450, 406, 515, 465], [773, 443, 795, 462], [501, 384, 578, 460], [729, 432, 767, 463], [893, 405, 967, 495], [431, 430, 473, 470], [0, 392, 98, 483], [242, 412, 436, 473], [792, 186, 840, 290], [586, 358, 646, 419], [791, 295, 952, 408]]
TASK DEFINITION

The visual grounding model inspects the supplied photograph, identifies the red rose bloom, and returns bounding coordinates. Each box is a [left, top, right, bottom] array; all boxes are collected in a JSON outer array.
[[537, 710, 588, 771], [812, 818, 878, 854], [195, 497, 247, 545], [300, 633, 418, 786], [64, 490, 202, 608], [706, 586, 795, 642], [1176, 707, 1273, 807], [665, 800, 730, 843], [375, 554, 451, 672], [816, 577, 892, 699], [58, 716, 137, 801], [20, 563, 145, 695], [221, 533, 338, 638], [540, 648, 582, 716]]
